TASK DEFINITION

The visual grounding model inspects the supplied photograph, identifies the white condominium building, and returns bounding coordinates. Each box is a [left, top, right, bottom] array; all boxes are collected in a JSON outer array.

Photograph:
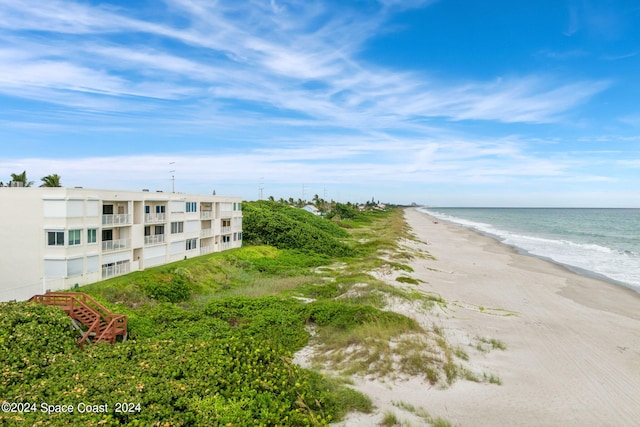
[[0, 187, 243, 302]]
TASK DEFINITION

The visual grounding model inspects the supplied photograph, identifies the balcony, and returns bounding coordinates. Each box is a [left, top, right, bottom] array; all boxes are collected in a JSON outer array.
[[200, 210, 213, 220], [220, 211, 233, 218], [102, 214, 131, 226], [102, 239, 129, 252], [144, 234, 165, 246], [145, 213, 166, 223], [102, 262, 131, 279], [221, 242, 232, 250], [221, 226, 231, 234], [200, 228, 214, 237]]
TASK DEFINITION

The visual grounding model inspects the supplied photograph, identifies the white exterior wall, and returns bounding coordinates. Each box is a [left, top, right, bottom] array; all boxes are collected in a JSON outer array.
[[0, 187, 243, 302]]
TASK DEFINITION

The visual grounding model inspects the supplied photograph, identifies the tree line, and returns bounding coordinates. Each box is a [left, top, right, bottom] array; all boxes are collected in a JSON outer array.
[[0, 171, 61, 187]]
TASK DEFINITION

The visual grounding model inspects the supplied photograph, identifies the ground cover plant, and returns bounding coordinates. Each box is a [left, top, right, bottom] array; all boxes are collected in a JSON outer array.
[[1, 203, 493, 425]]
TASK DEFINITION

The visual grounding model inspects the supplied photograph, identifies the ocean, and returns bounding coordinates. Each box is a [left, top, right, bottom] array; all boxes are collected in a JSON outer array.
[[420, 208, 640, 294]]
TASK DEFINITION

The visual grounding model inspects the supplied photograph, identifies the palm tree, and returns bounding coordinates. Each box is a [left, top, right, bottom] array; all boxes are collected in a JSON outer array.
[[10, 171, 34, 187], [40, 174, 62, 187]]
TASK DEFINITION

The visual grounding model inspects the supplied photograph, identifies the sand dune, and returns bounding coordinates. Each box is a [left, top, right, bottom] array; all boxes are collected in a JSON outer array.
[[336, 208, 640, 426]]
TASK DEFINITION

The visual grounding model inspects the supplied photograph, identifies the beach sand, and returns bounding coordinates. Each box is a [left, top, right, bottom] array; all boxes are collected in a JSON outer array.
[[333, 208, 640, 426]]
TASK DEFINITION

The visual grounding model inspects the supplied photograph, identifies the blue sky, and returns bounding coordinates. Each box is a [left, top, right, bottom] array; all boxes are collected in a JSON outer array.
[[1, 0, 639, 206]]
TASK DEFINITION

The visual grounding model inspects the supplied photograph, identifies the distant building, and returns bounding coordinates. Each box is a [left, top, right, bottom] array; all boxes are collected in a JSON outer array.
[[0, 187, 243, 302], [302, 204, 320, 215]]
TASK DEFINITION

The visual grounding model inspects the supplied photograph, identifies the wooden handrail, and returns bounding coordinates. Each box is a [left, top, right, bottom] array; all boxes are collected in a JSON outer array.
[[80, 318, 102, 346], [29, 291, 127, 346], [42, 292, 112, 322], [96, 314, 127, 343]]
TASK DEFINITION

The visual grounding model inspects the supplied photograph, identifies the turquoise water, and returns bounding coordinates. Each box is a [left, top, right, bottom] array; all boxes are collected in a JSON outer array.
[[421, 208, 640, 293]]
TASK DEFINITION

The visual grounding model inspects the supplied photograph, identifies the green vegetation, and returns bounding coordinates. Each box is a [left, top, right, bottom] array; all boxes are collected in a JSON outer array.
[[381, 410, 401, 426], [396, 276, 421, 285], [476, 336, 507, 352], [242, 200, 353, 257], [392, 401, 453, 427], [40, 173, 62, 187], [0, 202, 490, 425]]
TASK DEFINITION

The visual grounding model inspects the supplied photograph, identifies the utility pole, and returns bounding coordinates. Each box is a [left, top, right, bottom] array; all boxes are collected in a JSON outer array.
[[259, 177, 264, 200], [169, 162, 176, 193]]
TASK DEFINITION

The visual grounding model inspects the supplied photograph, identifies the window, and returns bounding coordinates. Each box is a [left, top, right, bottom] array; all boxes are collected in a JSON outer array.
[[68, 229, 81, 246], [186, 238, 197, 251], [87, 228, 97, 244], [102, 229, 113, 242], [221, 219, 231, 227], [145, 205, 150, 214], [171, 222, 184, 234], [222, 235, 231, 243], [156, 205, 166, 214], [144, 226, 151, 236], [155, 225, 165, 235], [47, 231, 64, 246], [186, 202, 197, 212]]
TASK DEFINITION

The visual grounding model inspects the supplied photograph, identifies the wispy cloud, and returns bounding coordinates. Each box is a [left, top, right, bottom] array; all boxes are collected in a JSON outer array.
[[0, 0, 607, 134], [0, 133, 612, 191]]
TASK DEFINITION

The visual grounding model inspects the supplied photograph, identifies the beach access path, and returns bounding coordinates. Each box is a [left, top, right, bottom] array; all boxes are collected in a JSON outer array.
[[338, 208, 640, 426]]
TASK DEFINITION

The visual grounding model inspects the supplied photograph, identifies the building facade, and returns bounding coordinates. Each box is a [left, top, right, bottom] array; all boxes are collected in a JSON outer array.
[[0, 187, 243, 302]]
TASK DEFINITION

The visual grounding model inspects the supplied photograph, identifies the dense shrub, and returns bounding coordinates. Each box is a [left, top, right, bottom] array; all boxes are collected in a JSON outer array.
[[0, 303, 78, 386], [138, 274, 191, 302], [0, 300, 368, 426], [221, 246, 329, 276], [205, 296, 311, 351], [242, 201, 354, 257]]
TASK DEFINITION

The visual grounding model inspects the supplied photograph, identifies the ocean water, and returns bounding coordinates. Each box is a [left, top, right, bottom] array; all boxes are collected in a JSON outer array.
[[420, 208, 640, 293]]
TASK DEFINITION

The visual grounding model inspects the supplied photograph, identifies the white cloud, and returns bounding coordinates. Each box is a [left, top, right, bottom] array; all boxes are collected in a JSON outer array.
[[0, 0, 608, 130]]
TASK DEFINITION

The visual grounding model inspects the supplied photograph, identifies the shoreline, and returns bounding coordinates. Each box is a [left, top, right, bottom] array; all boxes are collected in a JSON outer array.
[[422, 208, 640, 305], [419, 208, 640, 296], [336, 207, 640, 426]]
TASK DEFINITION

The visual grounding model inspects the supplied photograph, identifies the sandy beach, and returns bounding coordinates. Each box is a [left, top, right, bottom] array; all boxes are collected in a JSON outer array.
[[336, 208, 640, 426]]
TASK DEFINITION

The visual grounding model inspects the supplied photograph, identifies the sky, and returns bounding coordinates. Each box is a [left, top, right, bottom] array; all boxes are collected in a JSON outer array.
[[1, 0, 639, 207]]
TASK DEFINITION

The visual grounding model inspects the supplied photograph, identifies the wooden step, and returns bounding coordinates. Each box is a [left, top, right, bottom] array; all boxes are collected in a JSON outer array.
[[30, 291, 127, 346]]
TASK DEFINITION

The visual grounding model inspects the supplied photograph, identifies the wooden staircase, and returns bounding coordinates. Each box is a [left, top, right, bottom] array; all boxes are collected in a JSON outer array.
[[29, 292, 127, 346]]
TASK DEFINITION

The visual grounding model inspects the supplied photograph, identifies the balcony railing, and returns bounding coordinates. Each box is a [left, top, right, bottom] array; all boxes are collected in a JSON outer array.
[[102, 262, 131, 279], [144, 234, 165, 245], [221, 226, 231, 233], [145, 213, 166, 223], [102, 239, 129, 252], [102, 214, 131, 225], [200, 211, 213, 219], [221, 242, 232, 250], [220, 211, 233, 218], [200, 245, 215, 255], [200, 228, 213, 237]]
